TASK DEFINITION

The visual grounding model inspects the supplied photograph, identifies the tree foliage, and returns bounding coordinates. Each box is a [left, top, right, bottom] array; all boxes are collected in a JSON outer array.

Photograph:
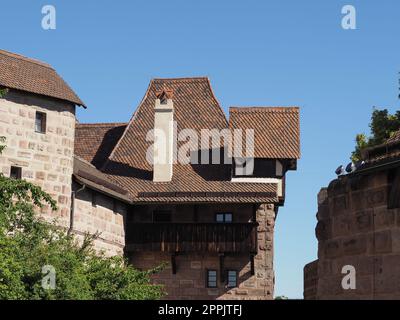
[[352, 108, 400, 161], [0, 140, 165, 300], [0, 88, 7, 98]]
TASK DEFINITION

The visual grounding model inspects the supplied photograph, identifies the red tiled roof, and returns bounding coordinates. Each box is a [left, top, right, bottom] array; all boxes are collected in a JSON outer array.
[[0, 49, 85, 106], [75, 122, 127, 169], [100, 77, 281, 203], [229, 107, 300, 159], [74, 77, 300, 203], [73, 156, 131, 203]]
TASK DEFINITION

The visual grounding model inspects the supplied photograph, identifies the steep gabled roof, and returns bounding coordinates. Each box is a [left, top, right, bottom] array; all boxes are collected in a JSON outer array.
[[75, 122, 127, 169], [0, 49, 85, 106], [229, 107, 300, 159], [100, 77, 279, 203], [73, 77, 300, 203]]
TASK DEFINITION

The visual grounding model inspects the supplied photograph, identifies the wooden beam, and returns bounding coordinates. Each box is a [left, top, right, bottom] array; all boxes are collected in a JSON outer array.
[[252, 204, 257, 222], [171, 253, 177, 274], [219, 254, 225, 283]]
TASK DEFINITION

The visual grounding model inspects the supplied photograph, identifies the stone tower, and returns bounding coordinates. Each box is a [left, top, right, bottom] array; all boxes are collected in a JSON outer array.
[[0, 49, 85, 226]]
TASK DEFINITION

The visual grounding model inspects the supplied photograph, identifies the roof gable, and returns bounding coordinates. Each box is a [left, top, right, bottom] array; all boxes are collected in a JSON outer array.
[[75, 77, 300, 203], [105, 77, 228, 175]]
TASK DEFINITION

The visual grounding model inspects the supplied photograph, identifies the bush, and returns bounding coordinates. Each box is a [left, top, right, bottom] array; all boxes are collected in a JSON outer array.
[[352, 108, 400, 161], [0, 138, 165, 300]]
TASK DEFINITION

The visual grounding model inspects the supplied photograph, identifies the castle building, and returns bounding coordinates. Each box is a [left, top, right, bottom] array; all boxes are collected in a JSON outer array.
[[0, 49, 300, 300], [304, 131, 400, 299]]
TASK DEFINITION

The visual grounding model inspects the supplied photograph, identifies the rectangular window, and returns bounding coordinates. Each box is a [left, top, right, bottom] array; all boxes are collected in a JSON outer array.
[[227, 270, 238, 288], [35, 111, 46, 133], [215, 213, 233, 223], [153, 210, 171, 222], [10, 166, 22, 180], [207, 270, 217, 288]]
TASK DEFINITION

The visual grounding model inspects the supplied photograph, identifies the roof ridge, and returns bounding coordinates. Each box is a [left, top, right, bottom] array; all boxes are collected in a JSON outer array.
[[230, 106, 299, 113], [77, 122, 128, 127], [0, 49, 53, 69], [152, 76, 209, 82]]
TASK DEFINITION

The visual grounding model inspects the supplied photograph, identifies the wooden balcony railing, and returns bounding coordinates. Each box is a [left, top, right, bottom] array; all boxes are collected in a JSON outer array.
[[125, 222, 258, 254]]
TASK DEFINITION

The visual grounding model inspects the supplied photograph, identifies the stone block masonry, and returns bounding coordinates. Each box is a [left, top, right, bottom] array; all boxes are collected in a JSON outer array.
[[73, 186, 127, 256], [0, 90, 127, 257], [304, 169, 400, 299], [0, 90, 75, 227]]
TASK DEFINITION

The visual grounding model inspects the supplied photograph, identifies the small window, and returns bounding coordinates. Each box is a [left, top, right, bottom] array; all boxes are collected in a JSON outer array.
[[153, 210, 171, 222], [207, 270, 217, 288], [35, 111, 46, 133], [215, 213, 233, 223], [227, 270, 238, 288], [10, 166, 22, 179]]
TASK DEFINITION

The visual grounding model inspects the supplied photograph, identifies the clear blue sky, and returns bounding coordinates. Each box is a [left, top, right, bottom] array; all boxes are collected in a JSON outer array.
[[1, 0, 399, 298]]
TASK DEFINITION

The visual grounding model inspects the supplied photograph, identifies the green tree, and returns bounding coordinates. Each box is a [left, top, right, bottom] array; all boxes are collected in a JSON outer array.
[[0, 88, 7, 99], [351, 108, 400, 161], [0, 139, 165, 300]]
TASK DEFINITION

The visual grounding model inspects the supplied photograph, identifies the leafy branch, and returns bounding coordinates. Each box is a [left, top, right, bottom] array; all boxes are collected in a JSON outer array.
[[0, 88, 8, 98], [351, 108, 400, 161]]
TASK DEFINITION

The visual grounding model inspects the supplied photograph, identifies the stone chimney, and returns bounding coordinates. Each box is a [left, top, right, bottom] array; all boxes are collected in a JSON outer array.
[[153, 89, 174, 182]]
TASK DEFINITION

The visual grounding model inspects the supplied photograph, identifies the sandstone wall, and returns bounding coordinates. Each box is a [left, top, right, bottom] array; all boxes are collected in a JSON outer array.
[[305, 169, 400, 299], [0, 90, 75, 227], [73, 185, 127, 256], [303, 260, 318, 300], [129, 203, 275, 300]]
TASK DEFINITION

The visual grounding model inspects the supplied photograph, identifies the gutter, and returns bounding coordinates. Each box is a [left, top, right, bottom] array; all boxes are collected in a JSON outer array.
[[73, 174, 132, 204], [68, 184, 86, 235]]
